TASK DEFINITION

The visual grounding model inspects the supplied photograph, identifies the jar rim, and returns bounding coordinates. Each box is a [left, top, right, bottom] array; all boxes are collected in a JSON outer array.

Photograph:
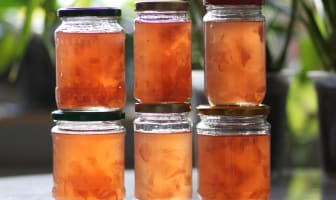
[[197, 104, 270, 116], [135, 103, 191, 113], [51, 110, 125, 121], [57, 7, 121, 17], [135, 1, 189, 12]]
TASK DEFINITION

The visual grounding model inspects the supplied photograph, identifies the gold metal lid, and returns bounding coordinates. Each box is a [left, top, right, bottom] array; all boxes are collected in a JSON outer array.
[[135, 1, 189, 12], [135, 103, 191, 113], [197, 104, 270, 116]]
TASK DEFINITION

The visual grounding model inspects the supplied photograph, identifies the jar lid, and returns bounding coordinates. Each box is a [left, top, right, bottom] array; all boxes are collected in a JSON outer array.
[[197, 104, 270, 116], [204, 0, 264, 5], [51, 110, 125, 121], [135, 103, 191, 113], [57, 7, 121, 17], [135, 1, 189, 12]]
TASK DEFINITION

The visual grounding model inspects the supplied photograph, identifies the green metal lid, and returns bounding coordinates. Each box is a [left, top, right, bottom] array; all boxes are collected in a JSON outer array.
[[51, 110, 125, 121], [57, 7, 121, 17], [197, 104, 270, 116]]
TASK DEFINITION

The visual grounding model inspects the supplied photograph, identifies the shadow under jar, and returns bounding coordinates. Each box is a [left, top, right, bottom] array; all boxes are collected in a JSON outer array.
[[204, 0, 265, 106], [196, 105, 270, 200], [51, 110, 126, 200], [134, 103, 192, 200], [134, 1, 192, 104], [55, 7, 126, 111]]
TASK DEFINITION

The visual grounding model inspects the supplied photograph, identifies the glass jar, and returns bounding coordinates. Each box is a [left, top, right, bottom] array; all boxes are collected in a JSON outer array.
[[134, 1, 192, 103], [55, 7, 126, 111], [51, 110, 126, 200], [196, 105, 270, 200], [204, 1, 265, 106], [134, 103, 192, 200]]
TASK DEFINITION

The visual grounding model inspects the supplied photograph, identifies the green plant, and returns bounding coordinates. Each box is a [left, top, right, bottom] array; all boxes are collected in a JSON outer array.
[[265, 0, 298, 72], [0, 0, 58, 81], [299, 0, 336, 71]]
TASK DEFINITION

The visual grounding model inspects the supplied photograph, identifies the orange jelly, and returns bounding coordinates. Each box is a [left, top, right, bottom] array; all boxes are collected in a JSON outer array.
[[55, 31, 125, 110], [205, 21, 265, 105], [52, 132, 125, 200], [134, 22, 192, 103], [197, 134, 270, 200], [134, 132, 192, 199]]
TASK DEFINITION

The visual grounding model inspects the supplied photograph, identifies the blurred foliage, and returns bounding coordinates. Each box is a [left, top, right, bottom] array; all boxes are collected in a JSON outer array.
[[288, 0, 336, 166], [265, 0, 297, 72], [286, 22, 321, 167], [190, 0, 205, 70], [263, 0, 319, 167], [299, 35, 324, 75], [0, 0, 57, 81], [286, 76, 319, 166], [299, 0, 336, 71]]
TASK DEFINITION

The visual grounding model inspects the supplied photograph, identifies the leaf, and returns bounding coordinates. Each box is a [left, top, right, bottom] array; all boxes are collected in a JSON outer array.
[[266, 0, 291, 15], [300, 0, 332, 70], [0, 26, 16, 73], [265, 0, 297, 72], [287, 76, 318, 140], [273, 0, 298, 72], [9, 0, 42, 81], [73, 0, 93, 7], [0, 0, 26, 8], [321, 0, 336, 28], [299, 35, 323, 73]]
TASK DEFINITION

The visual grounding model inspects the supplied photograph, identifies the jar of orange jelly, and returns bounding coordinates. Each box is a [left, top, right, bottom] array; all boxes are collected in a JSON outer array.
[[55, 7, 126, 111], [134, 1, 192, 103], [51, 110, 126, 200], [134, 103, 192, 200], [196, 105, 270, 200], [204, 0, 265, 105]]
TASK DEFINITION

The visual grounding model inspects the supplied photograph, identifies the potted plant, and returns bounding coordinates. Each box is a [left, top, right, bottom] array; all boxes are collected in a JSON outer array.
[[299, 0, 336, 178], [264, 0, 298, 173]]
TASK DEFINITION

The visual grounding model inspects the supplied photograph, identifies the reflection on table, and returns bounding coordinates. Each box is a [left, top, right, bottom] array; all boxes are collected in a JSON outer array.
[[0, 168, 335, 199], [271, 169, 336, 200]]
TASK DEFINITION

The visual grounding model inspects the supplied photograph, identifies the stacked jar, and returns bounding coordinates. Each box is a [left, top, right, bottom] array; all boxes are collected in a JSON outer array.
[[197, 0, 270, 199], [196, 105, 270, 200], [134, 103, 192, 199], [204, 0, 265, 105], [52, 7, 126, 200], [133, 1, 192, 199], [51, 111, 126, 199]]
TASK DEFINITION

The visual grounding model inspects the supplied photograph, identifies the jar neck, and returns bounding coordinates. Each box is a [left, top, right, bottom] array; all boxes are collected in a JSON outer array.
[[204, 5, 263, 21], [200, 115, 266, 123], [138, 112, 190, 122], [135, 112, 191, 133], [58, 16, 122, 33], [198, 115, 270, 135], [61, 16, 118, 23], [54, 120, 124, 133], [136, 11, 189, 22]]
